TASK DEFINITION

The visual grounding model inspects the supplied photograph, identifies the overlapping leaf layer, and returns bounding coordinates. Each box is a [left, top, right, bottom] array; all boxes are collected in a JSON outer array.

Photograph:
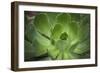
[[24, 12, 90, 61]]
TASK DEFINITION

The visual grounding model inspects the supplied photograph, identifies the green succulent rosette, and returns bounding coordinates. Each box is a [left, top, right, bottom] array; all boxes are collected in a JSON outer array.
[[24, 12, 90, 61]]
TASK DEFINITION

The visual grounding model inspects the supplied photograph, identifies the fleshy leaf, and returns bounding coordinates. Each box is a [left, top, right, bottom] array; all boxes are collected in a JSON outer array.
[[32, 39, 48, 57], [24, 40, 35, 61], [60, 32, 68, 40], [71, 13, 81, 22], [73, 39, 90, 54], [63, 51, 69, 59], [34, 13, 51, 37], [35, 31, 51, 46], [25, 23, 36, 43], [55, 39, 70, 51], [24, 39, 48, 61], [51, 24, 63, 41], [46, 12, 59, 29], [56, 13, 71, 27], [56, 53, 62, 60], [47, 45, 60, 60], [65, 21, 79, 45], [78, 14, 90, 41], [63, 51, 77, 59]]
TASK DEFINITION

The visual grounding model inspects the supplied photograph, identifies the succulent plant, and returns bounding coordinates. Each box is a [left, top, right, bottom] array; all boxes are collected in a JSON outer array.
[[24, 12, 90, 61]]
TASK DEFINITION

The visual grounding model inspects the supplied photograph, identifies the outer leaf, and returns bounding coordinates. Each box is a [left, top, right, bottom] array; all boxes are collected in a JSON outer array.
[[73, 39, 90, 54], [47, 45, 60, 60], [71, 13, 81, 22], [63, 51, 78, 59], [26, 39, 48, 59], [25, 16, 50, 60], [56, 13, 71, 27], [24, 40, 35, 61], [66, 21, 79, 43], [63, 51, 69, 59], [34, 13, 51, 37], [25, 23, 36, 43], [63, 43, 80, 59], [78, 14, 90, 41], [46, 12, 59, 29], [56, 53, 62, 60], [25, 39, 48, 60], [32, 39, 48, 57], [35, 31, 51, 46]]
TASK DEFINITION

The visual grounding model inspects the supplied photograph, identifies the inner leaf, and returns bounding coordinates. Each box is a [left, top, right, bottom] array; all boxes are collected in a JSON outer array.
[[60, 32, 68, 40]]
